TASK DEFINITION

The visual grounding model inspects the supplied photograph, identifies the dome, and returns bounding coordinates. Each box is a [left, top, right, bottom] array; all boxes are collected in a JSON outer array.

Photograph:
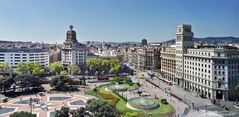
[[67, 25, 76, 34], [66, 25, 77, 42]]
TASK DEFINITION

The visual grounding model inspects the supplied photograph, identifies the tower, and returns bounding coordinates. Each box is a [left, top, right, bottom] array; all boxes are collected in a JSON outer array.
[[175, 24, 194, 86], [66, 25, 77, 43], [61, 25, 89, 67], [142, 39, 147, 46], [63, 25, 81, 49]]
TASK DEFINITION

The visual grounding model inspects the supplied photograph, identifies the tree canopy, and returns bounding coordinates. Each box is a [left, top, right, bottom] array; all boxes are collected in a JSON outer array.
[[86, 99, 120, 117], [10, 111, 37, 117], [86, 58, 121, 75], [68, 64, 81, 75], [49, 61, 64, 75]]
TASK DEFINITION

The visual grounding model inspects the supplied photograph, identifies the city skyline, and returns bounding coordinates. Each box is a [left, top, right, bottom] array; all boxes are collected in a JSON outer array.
[[0, 0, 238, 43]]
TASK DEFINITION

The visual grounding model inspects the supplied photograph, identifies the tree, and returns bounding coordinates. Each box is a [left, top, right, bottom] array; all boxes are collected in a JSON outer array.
[[15, 62, 44, 90], [60, 70, 68, 78], [50, 71, 79, 91], [0, 63, 13, 92], [68, 64, 81, 75], [72, 107, 90, 117], [32, 64, 45, 77], [49, 62, 64, 75], [110, 64, 121, 75], [55, 106, 70, 117], [0, 63, 12, 76], [86, 99, 120, 117], [87, 58, 121, 76], [102, 60, 111, 74], [235, 79, 239, 91], [0, 75, 12, 92], [10, 111, 36, 117], [111, 77, 125, 84], [87, 58, 103, 75]]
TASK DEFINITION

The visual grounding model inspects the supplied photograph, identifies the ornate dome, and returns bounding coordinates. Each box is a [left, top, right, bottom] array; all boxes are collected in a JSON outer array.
[[66, 25, 77, 43]]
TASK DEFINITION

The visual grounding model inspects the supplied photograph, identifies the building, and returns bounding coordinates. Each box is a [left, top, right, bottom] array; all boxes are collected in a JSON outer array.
[[161, 24, 239, 100], [49, 45, 61, 63], [61, 25, 89, 67], [0, 48, 49, 67], [184, 46, 239, 100], [127, 47, 138, 69], [175, 24, 194, 86], [161, 45, 176, 83], [127, 46, 161, 70], [142, 39, 147, 46]]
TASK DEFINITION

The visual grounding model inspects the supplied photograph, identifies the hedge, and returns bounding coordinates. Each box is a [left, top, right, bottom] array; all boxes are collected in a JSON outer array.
[[98, 91, 120, 106]]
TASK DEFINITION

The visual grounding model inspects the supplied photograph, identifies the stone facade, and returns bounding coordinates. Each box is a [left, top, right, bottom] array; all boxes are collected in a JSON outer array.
[[61, 25, 89, 67], [161, 24, 239, 101]]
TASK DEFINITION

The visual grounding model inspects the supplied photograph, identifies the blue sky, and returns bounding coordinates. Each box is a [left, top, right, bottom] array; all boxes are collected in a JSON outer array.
[[0, 0, 238, 43]]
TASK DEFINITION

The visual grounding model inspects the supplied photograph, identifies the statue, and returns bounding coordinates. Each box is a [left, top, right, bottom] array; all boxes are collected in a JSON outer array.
[[69, 25, 73, 30]]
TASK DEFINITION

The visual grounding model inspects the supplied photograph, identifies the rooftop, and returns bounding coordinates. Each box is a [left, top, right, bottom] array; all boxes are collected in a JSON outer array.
[[0, 48, 48, 53], [195, 45, 238, 50]]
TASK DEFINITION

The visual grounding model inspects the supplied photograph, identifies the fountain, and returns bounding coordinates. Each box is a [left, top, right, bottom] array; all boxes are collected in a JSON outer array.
[[0, 107, 15, 115], [49, 96, 71, 101], [70, 100, 86, 106], [127, 97, 160, 110], [14, 98, 39, 104], [106, 82, 128, 92]]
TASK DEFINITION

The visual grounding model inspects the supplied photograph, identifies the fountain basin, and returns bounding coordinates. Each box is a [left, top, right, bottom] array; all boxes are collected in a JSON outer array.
[[0, 107, 15, 115], [106, 84, 128, 92], [70, 100, 85, 105], [49, 96, 71, 101], [14, 98, 39, 104], [127, 97, 159, 110]]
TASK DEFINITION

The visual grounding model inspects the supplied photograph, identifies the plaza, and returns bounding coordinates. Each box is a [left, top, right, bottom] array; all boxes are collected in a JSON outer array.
[[0, 93, 92, 117]]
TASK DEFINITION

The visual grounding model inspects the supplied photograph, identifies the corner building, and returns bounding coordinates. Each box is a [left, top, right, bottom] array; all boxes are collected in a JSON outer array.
[[161, 24, 239, 101], [61, 25, 89, 68]]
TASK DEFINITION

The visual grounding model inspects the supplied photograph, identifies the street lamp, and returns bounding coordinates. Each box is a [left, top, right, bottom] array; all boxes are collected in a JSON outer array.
[[29, 97, 33, 113]]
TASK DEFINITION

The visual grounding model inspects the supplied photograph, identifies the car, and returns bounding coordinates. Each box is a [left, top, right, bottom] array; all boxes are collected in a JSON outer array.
[[38, 92, 45, 96], [3, 98, 8, 103], [161, 99, 168, 104]]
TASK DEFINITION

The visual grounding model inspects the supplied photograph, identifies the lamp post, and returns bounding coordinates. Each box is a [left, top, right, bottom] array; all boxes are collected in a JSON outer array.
[[29, 97, 33, 113]]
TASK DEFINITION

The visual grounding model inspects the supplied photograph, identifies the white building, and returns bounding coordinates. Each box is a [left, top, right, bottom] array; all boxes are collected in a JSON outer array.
[[61, 25, 91, 67], [184, 46, 239, 100], [175, 24, 194, 86], [161, 24, 239, 101], [0, 48, 49, 67]]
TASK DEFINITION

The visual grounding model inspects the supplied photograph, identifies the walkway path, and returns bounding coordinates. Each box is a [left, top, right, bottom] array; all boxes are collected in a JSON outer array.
[[0, 93, 93, 117]]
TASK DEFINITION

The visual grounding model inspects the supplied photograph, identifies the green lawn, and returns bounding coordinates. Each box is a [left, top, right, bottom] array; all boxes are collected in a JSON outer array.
[[86, 83, 175, 117]]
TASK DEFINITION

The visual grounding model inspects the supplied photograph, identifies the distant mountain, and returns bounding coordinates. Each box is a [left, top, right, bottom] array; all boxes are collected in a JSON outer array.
[[194, 37, 239, 44], [161, 37, 239, 45]]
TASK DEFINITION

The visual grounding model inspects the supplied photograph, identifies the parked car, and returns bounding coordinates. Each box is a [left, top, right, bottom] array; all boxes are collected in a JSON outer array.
[[3, 98, 8, 103]]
